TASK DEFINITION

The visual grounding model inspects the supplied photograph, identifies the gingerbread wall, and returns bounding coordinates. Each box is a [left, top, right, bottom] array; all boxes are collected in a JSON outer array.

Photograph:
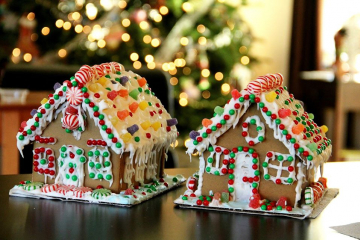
[[201, 105, 310, 206]]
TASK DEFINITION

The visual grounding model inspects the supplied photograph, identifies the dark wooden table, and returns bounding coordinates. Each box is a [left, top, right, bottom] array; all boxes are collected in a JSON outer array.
[[0, 164, 359, 240]]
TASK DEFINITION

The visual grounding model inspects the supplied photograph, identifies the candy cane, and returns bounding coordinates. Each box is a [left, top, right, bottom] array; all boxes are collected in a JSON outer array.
[[92, 64, 106, 78], [110, 62, 124, 73], [75, 70, 91, 85], [100, 63, 112, 74], [245, 73, 284, 94]]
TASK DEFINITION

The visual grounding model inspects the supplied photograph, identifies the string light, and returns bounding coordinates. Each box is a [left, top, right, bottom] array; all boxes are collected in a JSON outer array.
[[169, 68, 177, 75], [75, 24, 83, 33], [239, 46, 247, 54], [133, 61, 142, 69], [147, 62, 156, 69], [169, 77, 178, 86], [122, 18, 131, 27], [55, 19, 64, 28], [83, 25, 91, 34], [97, 39, 106, 48], [202, 90, 211, 99], [100, 0, 114, 11], [182, 2, 193, 12], [122, 33, 130, 42], [179, 92, 188, 99], [197, 24, 205, 33], [154, 14, 162, 22], [27, 12, 35, 21], [130, 52, 139, 61], [63, 21, 71, 30], [88, 34, 95, 42], [180, 37, 189, 46], [72, 12, 81, 21], [12, 48, 20, 57], [240, 56, 250, 65], [159, 6, 169, 15], [139, 21, 149, 30], [118, 0, 127, 9], [183, 67, 191, 75], [23, 53, 32, 62], [151, 38, 160, 47], [221, 83, 231, 95], [145, 55, 154, 63], [179, 98, 188, 107], [215, 72, 223, 81], [41, 27, 50, 36], [198, 36, 207, 45], [201, 69, 210, 78], [162, 63, 169, 71], [86, 3, 98, 20], [58, 49, 67, 58], [143, 35, 152, 44]]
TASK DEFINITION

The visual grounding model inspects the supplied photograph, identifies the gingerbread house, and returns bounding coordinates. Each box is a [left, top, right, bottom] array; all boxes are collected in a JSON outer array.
[[175, 73, 332, 218], [10, 62, 185, 206]]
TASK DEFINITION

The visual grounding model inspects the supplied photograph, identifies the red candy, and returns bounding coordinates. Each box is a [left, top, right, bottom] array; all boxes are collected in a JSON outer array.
[[278, 108, 291, 118]]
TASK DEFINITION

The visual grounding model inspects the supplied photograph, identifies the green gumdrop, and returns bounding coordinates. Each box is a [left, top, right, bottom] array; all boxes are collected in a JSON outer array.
[[306, 143, 317, 152], [129, 89, 140, 100], [221, 192, 229, 203], [214, 106, 224, 116], [308, 113, 314, 120]]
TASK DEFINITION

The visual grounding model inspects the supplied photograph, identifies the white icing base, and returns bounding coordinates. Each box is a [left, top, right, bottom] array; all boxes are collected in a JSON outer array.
[[9, 174, 186, 206]]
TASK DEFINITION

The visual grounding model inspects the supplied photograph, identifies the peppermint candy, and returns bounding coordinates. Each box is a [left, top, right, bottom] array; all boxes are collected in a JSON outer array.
[[66, 87, 83, 105], [110, 62, 124, 72], [41, 184, 61, 193], [62, 114, 79, 130], [245, 73, 284, 95], [75, 70, 91, 85], [93, 64, 106, 78], [56, 185, 75, 195], [100, 63, 112, 74], [73, 186, 93, 198]]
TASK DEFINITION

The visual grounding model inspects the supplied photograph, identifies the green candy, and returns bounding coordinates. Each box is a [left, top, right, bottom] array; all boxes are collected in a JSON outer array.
[[89, 172, 95, 178], [104, 161, 111, 167], [264, 174, 270, 180], [306, 143, 317, 152], [172, 177, 178, 182], [61, 146, 67, 152], [103, 152, 109, 157], [40, 159, 46, 165], [95, 150, 100, 156], [76, 149, 82, 155], [69, 162, 73, 168], [116, 142, 122, 148], [206, 167, 211, 172], [89, 162, 95, 168], [214, 106, 224, 116], [129, 89, 140, 100], [97, 174, 103, 179], [95, 163, 102, 169], [72, 175, 78, 181], [80, 157, 86, 163], [88, 151, 93, 157], [207, 157, 213, 163]]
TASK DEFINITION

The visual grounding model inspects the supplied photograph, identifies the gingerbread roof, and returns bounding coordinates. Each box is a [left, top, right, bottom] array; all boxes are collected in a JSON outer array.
[[16, 62, 178, 162], [186, 73, 331, 168]]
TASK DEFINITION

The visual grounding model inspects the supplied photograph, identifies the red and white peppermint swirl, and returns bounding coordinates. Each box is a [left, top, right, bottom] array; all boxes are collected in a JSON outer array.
[[57, 185, 75, 195], [101, 63, 112, 74], [66, 87, 83, 105], [73, 186, 93, 198], [110, 62, 124, 72], [62, 114, 79, 130], [92, 64, 106, 78], [41, 184, 61, 193], [75, 70, 91, 85], [245, 73, 284, 95]]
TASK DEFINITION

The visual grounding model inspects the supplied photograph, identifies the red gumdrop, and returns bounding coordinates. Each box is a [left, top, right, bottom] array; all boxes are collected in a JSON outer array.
[[196, 200, 202, 205], [231, 89, 241, 99], [203, 200, 209, 206], [249, 193, 261, 209], [21, 121, 27, 128], [96, 185, 104, 189], [65, 106, 78, 115], [124, 188, 133, 195], [278, 108, 291, 118], [276, 196, 288, 208], [107, 90, 118, 100], [129, 102, 139, 113]]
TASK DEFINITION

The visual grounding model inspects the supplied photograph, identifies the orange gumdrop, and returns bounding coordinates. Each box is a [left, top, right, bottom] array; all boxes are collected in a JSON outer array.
[[292, 124, 305, 134], [137, 78, 147, 87], [129, 102, 139, 113], [117, 110, 129, 120], [202, 118, 213, 128], [118, 89, 128, 98]]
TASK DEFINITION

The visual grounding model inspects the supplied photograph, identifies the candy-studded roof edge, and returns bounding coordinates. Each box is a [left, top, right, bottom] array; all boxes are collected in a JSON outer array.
[[186, 73, 331, 168]]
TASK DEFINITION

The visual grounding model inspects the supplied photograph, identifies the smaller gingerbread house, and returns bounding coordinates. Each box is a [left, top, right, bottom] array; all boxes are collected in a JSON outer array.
[[10, 62, 185, 206], [175, 73, 331, 218]]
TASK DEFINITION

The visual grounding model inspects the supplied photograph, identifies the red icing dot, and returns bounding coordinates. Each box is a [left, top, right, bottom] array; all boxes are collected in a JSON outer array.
[[40, 109, 46, 114], [252, 153, 258, 158], [242, 131, 248, 137], [99, 120, 105, 125], [34, 167, 39, 172], [223, 149, 229, 155], [266, 152, 273, 158], [224, 115, 230, 120], [58, 91, 63, 96], [254, 176, 259, 182], [243, 177, 248, 182], [46, 149, 52, 155], [216, 123, 222, 128], [83, 92, 89, 98], [242, 122, 248, 128], [44, 169, 50, 174], [232, 148, 238, 153], [102, 141, 107, 147], [48, 156, 54, 161], [69, 168, 74, 174], [166, 126, 171, 132], [243, 147, 249, 152], [106, 128, 112, 134], [215, 147, 222, 153], [33, 161, 39, 166], [221, 168, 228, 174], [146, 133, 151, 139], [252, 164, 258, 170], [288, 166, 294, 172], [39, 138, 44, 143], [112, 137, 118, 143], [196, 200, 202, 206], [158, 110, 163, 114], [39, 168, 44, 174], [206, 129, 212, 134], [40, 147, 45, 153], [50, 170, 55, 176], [275, 179, 282, 184], [228, 169, 234, 174], [35, 135, 40, 141], [223, 160, 229, 165], [228, 179, 234, 185], [94, 93, 100, 98], [93, 111, 100, 117], [96, 185, 104, 189], [234, 103, 240, 109], [87, 140, 92, 145], [196, 137, 203, 142], [44, 138, 49, 143], [34, 149, 40, 154], [229, 158, 235, 164], [262, 107, 268, 112], [249, 141, 254, 146]]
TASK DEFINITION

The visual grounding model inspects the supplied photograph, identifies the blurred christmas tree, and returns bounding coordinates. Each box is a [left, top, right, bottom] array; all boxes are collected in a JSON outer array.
[[0, 0, 254, 140]]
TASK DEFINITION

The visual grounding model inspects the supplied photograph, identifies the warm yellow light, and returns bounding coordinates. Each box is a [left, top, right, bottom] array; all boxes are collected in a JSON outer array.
[[63, 21, 72, 30], [118, 0, 127, 9], [23, 53, 32, 62], [179, 92, 188, 99], [86, 3, 98, 20], [151, 38, 160, 47], [88, 34, 95, 42], [182, 2, 193, 12], [183, 67, 191, 75], [168, 62, 175, 71], [83, 25, 91, 34], [201, 69, 210, 78], [145, 55, 154, 63], [215, 72, 223, 81], [169, 77, 178, 86], [143, 35, 152, 44], [74, 24, 83, 33], [122, 18, 131, 27], [122, 33, 130, 42], [179, 98, 188, 107], [41, 27, 50, 36], [217, 0, 225, 3], [184, 138, 192, 147], [27, 12, 35, 21], [198, 36, 207, 45], [130, 52, 139, 61], [147, 62, 156, 69], [174, 59, 182, 67], [170, 140, 179, 148], [139, 21, 149, 30], [100, 0, 114, 11], [133, 61, 142, 69], [169, 68, 177, 75], [240, 56, 250, 65], [162, 63, 169, 71], [180, 37, 188, 46], [159, 6, 169, 15], [202, 90, 211, 99], [55, 19, 64, 28], [97, 39, 106, 48], [72, 12, 81, 21], [154, 14, 162, 22], [91, 25, 104, 40], [221, 83, 231, 95], [12, 48, 21, 57], [197, 24, 205, 33], [58, 49, 67, 58], [239, 46, 247, 54]]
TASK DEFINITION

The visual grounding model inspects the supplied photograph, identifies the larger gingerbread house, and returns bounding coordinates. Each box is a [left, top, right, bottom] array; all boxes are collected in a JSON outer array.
[[175, 73, 332, 218], [10, 62, 185, 206]]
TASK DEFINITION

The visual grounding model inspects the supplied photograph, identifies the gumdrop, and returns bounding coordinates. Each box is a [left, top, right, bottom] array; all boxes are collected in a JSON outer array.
[[318, 177, 327, 188], [65, 106, 78, 115], [320, 125, 328, 134], [221, 192, 230, 203], [97, 76, 108, 86], [202, 118, 213, 127], [137, 78, 147, 87], [121, 133, 132, 143], [189, 130, 200, 140], [265, 91, 277, 102], [308, 113, 314, 120], [140, 121, 151, 130], [21, 121, 27, 128], [124, 188, 133, 195], [109, 116, 119, 126], [107, 90, 118, 100], [249, 193, 261, 209], [276, 196, 288, 208], [127, 124, 139, 135], [292, 123, 305, 134], [139, 101, 148, 110], [40, 98, 48, 105], [166, 118, 178, 126], [214, 106, 224, 116], [30, 109, 38, 117], [117, 110, 129, 120], [88, 83, 99, 92], [306, 142, 317, 152], [231, 89, 241, 99], [151, 122, 161, 131], [53, 82, 62, 91], [120, 76, 129, 86], [118, 89, 128, 98], [129, 89, 140, 100], [278, 108, 291, 118], [129, 102, 139, 113]]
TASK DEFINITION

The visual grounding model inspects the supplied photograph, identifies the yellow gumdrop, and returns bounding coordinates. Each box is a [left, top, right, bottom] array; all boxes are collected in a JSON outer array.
[[88, 83, 99, 92], [141, 121, 151, 130], [41, 98, 48, 104], [121, 133, 132, 143], [265, 91, 277, 102], [97, 76, 108, 86], [109, 116, 119, 126], [320, 125, 328, 134], [139, 101, 148, 110], [151, 122, 161, 131]]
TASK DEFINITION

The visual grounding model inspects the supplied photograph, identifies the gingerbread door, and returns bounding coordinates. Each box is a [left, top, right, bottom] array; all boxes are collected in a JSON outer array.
[[234, 153, 253, 202]]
